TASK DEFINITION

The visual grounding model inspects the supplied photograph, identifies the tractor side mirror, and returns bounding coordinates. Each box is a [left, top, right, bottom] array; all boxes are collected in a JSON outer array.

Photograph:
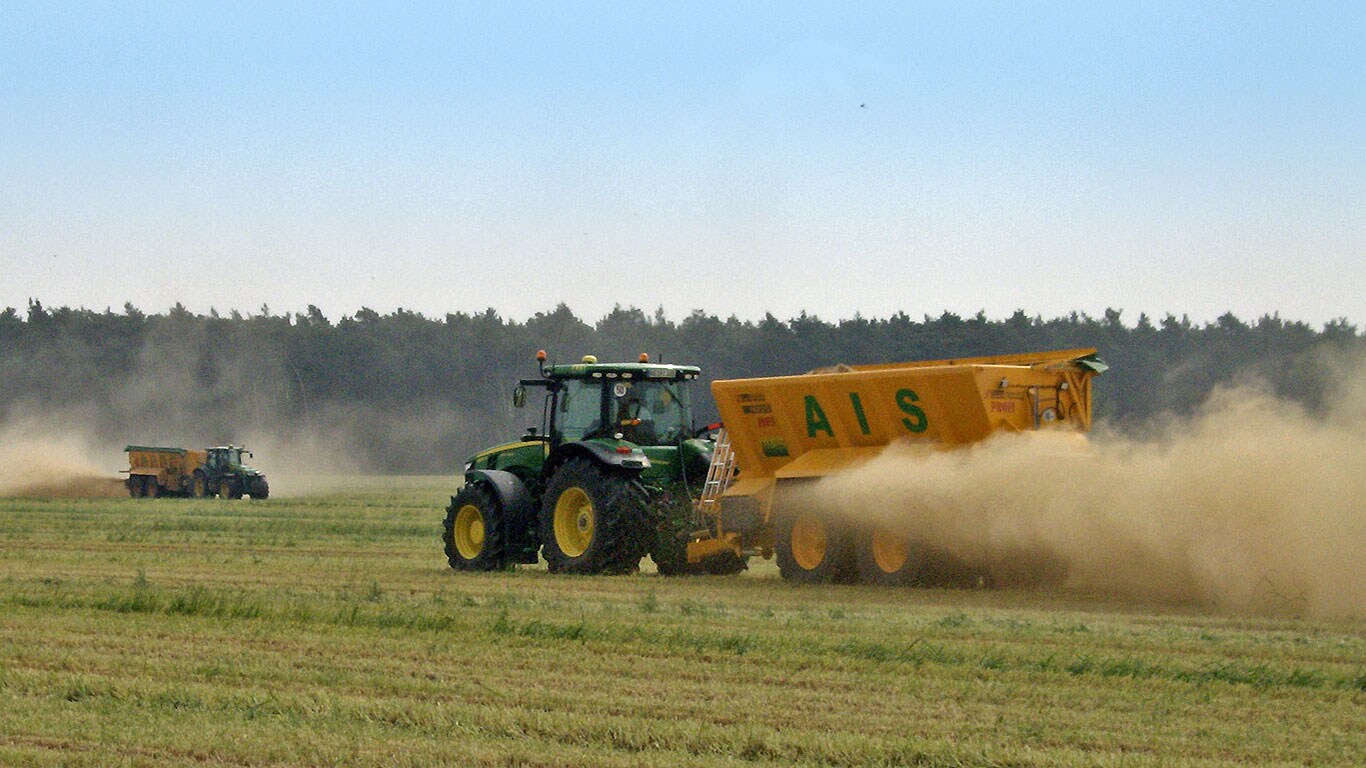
[[513, 384, 527, 408]]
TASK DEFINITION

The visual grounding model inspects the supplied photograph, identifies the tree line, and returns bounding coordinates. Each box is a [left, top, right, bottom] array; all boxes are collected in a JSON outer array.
[[1, 300, 1358, 472]]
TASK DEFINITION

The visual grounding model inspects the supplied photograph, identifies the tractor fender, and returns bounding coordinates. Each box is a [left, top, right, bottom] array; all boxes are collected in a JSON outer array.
[[463, 469, 535, 526], [551, 441, 651, 474]]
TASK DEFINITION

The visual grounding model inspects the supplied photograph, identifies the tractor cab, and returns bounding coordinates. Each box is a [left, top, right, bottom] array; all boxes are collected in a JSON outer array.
[[208, 446, 241, 468], [522, 354, 701, 448]]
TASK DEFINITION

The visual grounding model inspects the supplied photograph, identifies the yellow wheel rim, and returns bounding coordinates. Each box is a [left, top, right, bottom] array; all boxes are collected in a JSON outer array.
[[453, 504, 485, 560], [790, 513, 827, 571], [871, 528, 910, 574], [553, 487, 595, 558]]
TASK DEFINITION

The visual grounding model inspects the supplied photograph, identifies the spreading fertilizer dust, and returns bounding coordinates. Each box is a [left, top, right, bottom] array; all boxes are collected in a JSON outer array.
[[817, 359, 1366, 617], [0, 422, 124, 498], [0, 416, 363, 499]]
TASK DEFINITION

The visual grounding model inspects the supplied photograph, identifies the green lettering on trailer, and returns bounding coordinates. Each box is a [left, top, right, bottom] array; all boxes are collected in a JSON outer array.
[[849, 392, 871, 435], [896, 388, 928, 433], [804, 395, 834, 438]]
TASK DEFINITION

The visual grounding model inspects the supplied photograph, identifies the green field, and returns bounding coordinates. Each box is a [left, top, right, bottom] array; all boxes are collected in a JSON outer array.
[[1, 478, 1361, 767]]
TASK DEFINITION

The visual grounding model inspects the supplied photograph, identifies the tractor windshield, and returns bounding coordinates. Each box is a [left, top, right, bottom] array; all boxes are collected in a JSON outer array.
[[611, 379, 691, 445], [553, 376, 693, 445]]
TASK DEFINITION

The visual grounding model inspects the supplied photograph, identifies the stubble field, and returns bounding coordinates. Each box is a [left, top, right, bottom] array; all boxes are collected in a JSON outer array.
[[0, 477, 1361, 767]]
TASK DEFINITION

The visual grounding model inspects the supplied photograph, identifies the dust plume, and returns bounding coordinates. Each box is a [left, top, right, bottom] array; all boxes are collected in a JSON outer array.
[[0, 416, 124, 498], [817, 357, 1366, 617]]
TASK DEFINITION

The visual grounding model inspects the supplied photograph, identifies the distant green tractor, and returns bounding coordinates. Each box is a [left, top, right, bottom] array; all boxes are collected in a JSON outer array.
[[443, 351, 741, 575]]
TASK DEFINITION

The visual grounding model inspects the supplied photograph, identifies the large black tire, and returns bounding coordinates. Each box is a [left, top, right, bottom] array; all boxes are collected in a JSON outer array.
[[128, 476, 144, 498], [775, 508, 854, 583], [540, 459, 648, 575], [144, 477, 160, 499], [854, 523, 928, 586], [221, 479, 243, 500], [442, 483, 507, 571], [191, 472, 209, 499], [249, 480, 269, 500]]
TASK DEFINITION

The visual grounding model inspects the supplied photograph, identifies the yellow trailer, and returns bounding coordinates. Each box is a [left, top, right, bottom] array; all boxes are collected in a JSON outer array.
[[687, 348, 1105, 583]]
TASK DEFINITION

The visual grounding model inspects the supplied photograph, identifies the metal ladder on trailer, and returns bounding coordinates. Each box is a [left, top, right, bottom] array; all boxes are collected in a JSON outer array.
[[694, 428, 737, 534]]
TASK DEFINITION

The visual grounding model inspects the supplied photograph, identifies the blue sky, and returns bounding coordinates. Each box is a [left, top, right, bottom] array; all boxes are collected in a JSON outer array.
[[2, 1, 1362, 325]]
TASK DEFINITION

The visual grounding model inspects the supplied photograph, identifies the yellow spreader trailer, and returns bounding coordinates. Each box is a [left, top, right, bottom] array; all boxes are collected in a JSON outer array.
[[687, 348, 1106, 584]]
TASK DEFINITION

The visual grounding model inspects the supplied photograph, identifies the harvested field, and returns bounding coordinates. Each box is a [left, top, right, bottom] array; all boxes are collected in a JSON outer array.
[[0, 477, 1362, 767]]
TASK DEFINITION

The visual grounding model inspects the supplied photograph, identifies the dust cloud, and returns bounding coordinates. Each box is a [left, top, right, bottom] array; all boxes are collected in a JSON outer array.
[[818, 357, 1366, 617], [0, 410, 370, 499], [0, 417, 124, 498]]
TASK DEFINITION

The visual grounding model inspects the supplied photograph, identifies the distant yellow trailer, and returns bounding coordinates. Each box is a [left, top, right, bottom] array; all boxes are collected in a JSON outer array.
[[688, 348, 1106, 584]]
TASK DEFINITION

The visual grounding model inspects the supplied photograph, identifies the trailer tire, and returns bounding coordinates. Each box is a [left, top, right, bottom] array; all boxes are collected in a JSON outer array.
[[443, 483, 507, 571], [776, 509, 854, 583], [540, 459, 648, 575], [191, 472, 209, 498], [854, 524, 927, 586], [128, 477, 144, 498], [144, 477, 159, 498]]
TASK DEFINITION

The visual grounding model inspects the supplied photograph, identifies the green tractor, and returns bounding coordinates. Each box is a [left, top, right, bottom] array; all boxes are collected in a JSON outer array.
[[442, 351, 741, 576], [202, 445, 270, 500]]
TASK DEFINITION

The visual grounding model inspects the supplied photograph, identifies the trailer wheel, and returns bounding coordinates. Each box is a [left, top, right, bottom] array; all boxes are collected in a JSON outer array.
[[191, 472, 209, 498], [540, 459, 648, 575], [854, 524, 927, 586], [128, 477, 144, 498], [442, 483, 506, 571], [144, 477, 159, 498], [776, 509, 854, 583]]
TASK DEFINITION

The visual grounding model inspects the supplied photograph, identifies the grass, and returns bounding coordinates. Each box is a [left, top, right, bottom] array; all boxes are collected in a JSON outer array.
[[0, 476, 1362, 767]]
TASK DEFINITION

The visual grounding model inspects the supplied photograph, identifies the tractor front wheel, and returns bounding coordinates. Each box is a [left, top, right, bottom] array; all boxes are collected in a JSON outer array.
[[540, 459, 648, 575], [442, 483, 506, 571]]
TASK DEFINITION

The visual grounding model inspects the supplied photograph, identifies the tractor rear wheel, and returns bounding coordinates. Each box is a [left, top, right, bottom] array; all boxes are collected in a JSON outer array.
[[854, 524, 927, 586], [775, 508, 853, 583], [221, 479, 242, 499], [540, 459, 648, 575], [191, 472, 208, 498], [442, 483, 506, 571]]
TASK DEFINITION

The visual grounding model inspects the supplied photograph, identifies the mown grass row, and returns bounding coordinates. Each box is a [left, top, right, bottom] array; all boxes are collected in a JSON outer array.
[[1, 481, 1363, 767], [5, 573, 1360, 696]]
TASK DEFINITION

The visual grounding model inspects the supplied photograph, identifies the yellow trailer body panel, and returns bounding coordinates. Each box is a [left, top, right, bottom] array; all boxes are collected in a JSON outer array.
[[711, 348, 1101, 486]]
